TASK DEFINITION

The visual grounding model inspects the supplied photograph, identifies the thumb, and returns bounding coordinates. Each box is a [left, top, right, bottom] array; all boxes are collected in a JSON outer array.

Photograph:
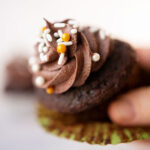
[[108, 87, 150, 126], [136, 48, 150, 71]]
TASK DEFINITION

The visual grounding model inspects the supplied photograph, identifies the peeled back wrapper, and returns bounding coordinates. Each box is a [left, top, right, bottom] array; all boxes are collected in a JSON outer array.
[[38, 104, 150, 145]]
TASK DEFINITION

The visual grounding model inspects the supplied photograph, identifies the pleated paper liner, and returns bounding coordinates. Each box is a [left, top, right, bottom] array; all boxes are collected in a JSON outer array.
[[37, 103, 150, 145]]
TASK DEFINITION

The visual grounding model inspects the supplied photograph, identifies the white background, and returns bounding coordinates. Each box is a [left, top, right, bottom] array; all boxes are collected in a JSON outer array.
[[0, 0, 150, 149]]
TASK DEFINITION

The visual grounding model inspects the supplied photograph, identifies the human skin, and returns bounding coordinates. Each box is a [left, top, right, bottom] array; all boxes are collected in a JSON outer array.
[[108, 48, 150, 126]]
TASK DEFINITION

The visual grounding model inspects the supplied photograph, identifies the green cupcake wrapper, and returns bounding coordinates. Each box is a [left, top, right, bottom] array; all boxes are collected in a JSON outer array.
[[38, 104, 150, 145]]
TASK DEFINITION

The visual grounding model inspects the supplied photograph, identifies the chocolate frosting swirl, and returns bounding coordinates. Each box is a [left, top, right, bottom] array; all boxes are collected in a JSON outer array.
[[30, 19, 111, 94]]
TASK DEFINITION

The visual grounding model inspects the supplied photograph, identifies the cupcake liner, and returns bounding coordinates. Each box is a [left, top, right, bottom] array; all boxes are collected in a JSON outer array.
[[38, 103, 150, 145]]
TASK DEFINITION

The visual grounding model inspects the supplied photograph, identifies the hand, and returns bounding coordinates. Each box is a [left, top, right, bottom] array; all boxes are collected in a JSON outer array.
[[108, 48, 150, 126]]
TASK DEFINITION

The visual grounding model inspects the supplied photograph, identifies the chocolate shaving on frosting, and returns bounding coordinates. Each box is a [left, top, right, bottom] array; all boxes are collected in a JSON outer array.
[[30, 19, 111, 94]]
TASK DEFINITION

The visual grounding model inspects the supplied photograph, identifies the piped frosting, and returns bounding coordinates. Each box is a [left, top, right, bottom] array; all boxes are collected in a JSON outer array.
[[29, 19, 111, 94]]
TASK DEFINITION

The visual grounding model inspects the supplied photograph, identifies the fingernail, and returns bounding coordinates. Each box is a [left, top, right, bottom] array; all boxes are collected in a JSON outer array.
[[110, 100, 135, 124]]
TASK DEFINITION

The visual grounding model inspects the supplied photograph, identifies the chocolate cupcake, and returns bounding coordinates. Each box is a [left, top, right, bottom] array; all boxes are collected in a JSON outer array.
[[29, 19, 150, 144]]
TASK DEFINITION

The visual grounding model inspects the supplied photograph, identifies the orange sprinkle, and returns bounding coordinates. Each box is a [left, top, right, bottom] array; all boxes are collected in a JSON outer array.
[[46, 87, 54, 94], [41, 26, 46, 32], [57, 44, 67, 53], [61, 33, 70, 42]]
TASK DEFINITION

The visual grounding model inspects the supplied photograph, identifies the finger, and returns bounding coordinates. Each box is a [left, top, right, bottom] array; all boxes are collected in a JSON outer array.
[[108, 87, 150, 126], [136, 48, 150, 71]]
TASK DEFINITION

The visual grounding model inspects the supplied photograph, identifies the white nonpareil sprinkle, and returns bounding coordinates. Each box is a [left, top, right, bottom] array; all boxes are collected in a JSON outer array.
[[58, 30, 63, 37], [54, 32, 59, 38], [38, 42, 44, 52], [46, 34, 52, 42], [58, 41, 73, 46], [71, 29, 77, 34], [44, 28, 50, 34], [99, 30, 106, 40], [40, 53, 49, 62], [57, 38, 63, 43], [89, 27, 99, 33], [43, 55, 48, 61], [44, 38, 50, 47], [54, 23, 66, 28], [40, 52, 44, 57], [28, 57, 36, 66], [32, 64, 40, 73], [58, 53, 65, 65], [35, 76, 45, 86], [43, 46, 48, 53], [43, 56, 48, 62], [92, 53, 100, 62], [40, 53, 44, 59]]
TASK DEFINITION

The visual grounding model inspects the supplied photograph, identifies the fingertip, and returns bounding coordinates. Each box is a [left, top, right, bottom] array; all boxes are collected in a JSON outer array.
[[108, 99, 125, 125], [108, 98, 135, 126], [108, 87, 150, 126], [136, 48, 150, 71], [108, 101, 119, 124]]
